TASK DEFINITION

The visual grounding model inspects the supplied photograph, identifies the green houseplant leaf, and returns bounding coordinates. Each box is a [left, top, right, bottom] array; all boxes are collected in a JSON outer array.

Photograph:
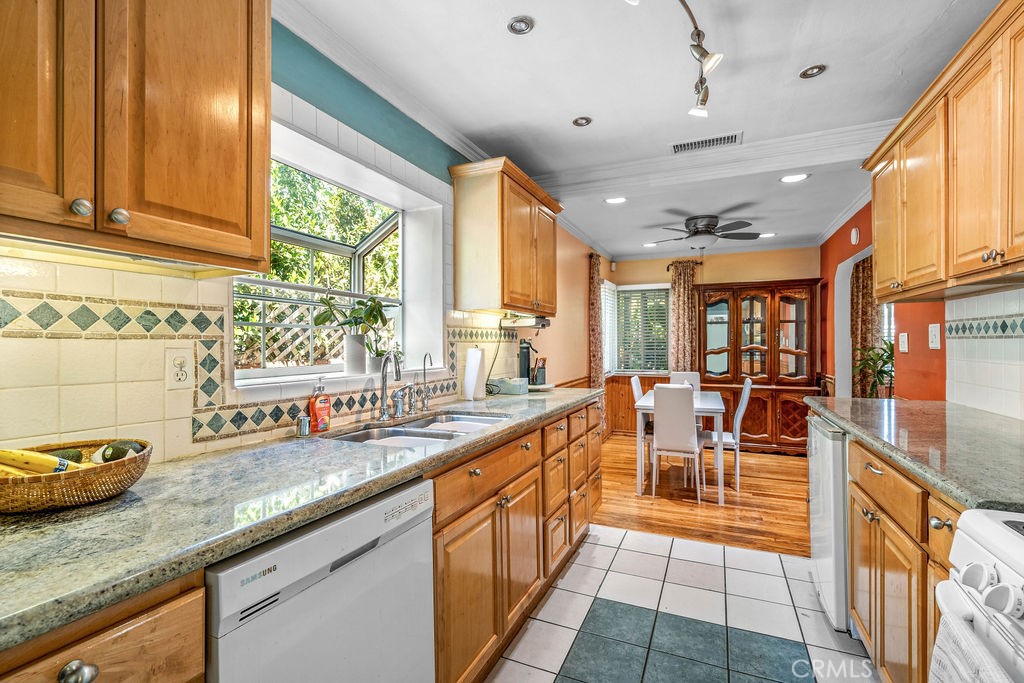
[[853, 340, 895, 398]]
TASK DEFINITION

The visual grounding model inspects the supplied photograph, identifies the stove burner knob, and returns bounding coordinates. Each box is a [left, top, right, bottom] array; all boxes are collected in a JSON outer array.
[[983, 583, 1024, 620], [960, 561, 1000, 592]]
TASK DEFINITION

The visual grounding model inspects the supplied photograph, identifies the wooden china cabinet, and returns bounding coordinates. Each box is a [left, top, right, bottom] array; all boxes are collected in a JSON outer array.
[[697, 279, 821, 453]]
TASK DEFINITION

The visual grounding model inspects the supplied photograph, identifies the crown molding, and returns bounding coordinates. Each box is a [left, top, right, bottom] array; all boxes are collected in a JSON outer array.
[[558, 214, 612, 259], [272, 0, 490, 163], [534, 119, 899, 199], [816, 186, 872, 245]]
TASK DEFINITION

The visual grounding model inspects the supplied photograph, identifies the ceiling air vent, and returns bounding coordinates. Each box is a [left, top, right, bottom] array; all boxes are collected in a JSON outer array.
[[671, 131, 743, 154]]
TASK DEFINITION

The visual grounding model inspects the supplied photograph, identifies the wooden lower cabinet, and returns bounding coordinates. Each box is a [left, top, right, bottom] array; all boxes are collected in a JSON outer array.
[[569, 484, 590, 545], [541, 450, 569, 516], [877, 514, 926, 683], [849, 483, 877, 653], [926, 561, 948, 674], [501, 469, 544, 632], [587, 430, 602, 474], [544, 503, 572, 577], [569, 437, 588, 490], [588, 470, 603, 517]]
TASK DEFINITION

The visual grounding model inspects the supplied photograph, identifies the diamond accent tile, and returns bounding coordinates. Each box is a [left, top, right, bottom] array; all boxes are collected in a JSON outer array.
[[103, 307, 132, 331], [229, 411, 248, 431], [164, 310, 188, 332], [199, 377, 220, 397], [199, 353, 220, 374], [369, 392, 379, 406], [286, 403, 302, 420], [332, 397, 343, 412], [67, 305, 100, 331], [345, 396, 356, 410], [214, 314, 225, 331], [27, 302, 62, 330], [191, 311, 212, 332], [251, 408, 267, 426], [191, 417, 203, 437], [136, 309, 161, 332], [0, 299, 20, 328], [207, 413, 227, 434], [200, 339, 218, 350], [357, 395, 367, 408], [269, 405, 285, 423]]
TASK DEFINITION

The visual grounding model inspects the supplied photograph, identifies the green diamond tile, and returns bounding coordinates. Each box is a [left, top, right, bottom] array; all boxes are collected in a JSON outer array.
[[199, 353, 220, 374], [67, 305, 100, 331], [191, 312, 212, 332], [103, 307, 132, 331], [207, 413, 227, 434], [268, 405, 285, 422], [136, 309, 161, 332], [27, 302, 62, 330], [0, 300, 20, 328], [199, 377, 220, 397], [213, 314, 224, 331], [164, 310, 188, 332]]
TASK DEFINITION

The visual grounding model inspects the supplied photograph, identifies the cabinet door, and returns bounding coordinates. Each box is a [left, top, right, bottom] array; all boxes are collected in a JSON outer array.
[[569, 437, 588, 490], [775, 287, 812, 386], [849, 483, 877, 655], [926, 561, 949, 674], [738, 288, 771, 383], [740, 389, 773, 445], [872, 152, 901, 297], [534, 206, 557, 314], [501, 177, 536, 311], [569, 485, 590, 545], [948, 47, 1004, 276], [702, 290, 735, 383], [99, 0, 269, 263], [900, 101, 947, 289], [877, 514, 926, 683], [587, 429, 602, 474], [543, 503, 571, 577], [435, 497, 504, 683], [1003, 16, 1024, 263], [0, 0, 94, 229], [501, 469, 543, 631], [588, 470, 603, 518], [776, 392, 811, 447], [541, 451, 569, 517]]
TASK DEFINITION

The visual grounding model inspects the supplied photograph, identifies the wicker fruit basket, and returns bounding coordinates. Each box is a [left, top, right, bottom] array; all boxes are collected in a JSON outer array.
[[0, 439, 152, 513]]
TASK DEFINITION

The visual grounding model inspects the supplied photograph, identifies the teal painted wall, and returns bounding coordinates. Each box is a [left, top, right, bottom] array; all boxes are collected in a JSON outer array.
[[271, 21, 469, 182]]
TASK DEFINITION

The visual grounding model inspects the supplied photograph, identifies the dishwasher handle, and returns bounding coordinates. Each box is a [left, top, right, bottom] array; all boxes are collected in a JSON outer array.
[[329, 537, 381, 573], [808, 415, 846, 441]]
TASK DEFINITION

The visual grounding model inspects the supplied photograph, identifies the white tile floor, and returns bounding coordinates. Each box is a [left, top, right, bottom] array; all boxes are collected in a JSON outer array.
[[487, 525, 881, 683]]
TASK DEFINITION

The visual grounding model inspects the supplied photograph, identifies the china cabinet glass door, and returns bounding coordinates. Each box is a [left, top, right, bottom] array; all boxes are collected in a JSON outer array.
[[702, 291, 733, 382], [776, 288, 811, 384], [738, 289, 770, 382]]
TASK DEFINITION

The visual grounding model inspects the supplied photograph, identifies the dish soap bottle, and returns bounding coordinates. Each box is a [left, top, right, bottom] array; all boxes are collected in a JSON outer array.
[[309, 378, 331, 433]]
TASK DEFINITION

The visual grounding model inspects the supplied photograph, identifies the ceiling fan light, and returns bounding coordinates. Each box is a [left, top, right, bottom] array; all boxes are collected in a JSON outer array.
[[686, 232, 719, 249]]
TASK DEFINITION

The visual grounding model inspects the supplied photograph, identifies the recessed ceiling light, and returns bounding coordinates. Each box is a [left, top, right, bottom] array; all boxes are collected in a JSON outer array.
[[623, 0, 640, 5], [799, 64, 827, 79], [507, 16, 534, 35], [759, 233, 776, 239], [572, 116, 593, 127], [780, 173, 810, 183], [642, 242, 657, 248], [605, 197, 627, 204]]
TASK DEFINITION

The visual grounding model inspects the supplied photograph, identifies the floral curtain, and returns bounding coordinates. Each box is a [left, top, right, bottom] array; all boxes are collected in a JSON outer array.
[[668, 259, 700, 372], [850, 257, 882, 398], [588, 253, 604, 390]]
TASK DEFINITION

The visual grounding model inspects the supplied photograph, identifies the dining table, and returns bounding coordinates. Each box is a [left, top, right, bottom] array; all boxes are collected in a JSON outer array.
[[634, 388, 727, 505]]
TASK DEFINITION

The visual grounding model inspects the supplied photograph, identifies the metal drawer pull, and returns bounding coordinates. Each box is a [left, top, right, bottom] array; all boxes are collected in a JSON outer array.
[[556, 456, 565, 463], [580, 492, 587, 498], [469, 468, 482, 477], [578, 414, 587, 420], [59, 660, 99, 683], [864, 463, 884, 476], [557, 515, 566, 523], [577, 441, 585, 449], [521, 442, 532, 451], [555, 424, 566, 431], [929, 516, 953, 531], [497, 495, 511, 508], [861, 507, 879, 523]]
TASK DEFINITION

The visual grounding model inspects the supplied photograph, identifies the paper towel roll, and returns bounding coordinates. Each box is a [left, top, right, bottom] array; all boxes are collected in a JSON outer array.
[[462, 347, 488, 400]]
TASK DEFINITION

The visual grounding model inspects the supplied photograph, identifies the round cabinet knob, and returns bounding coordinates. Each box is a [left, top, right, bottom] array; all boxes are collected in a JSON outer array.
[[69, 198, 94, 217], [556, 424, 566, 431], [556, 456, 565, 463], [928, 516, 952, 531], [469, 468, 482, 477], [108, 208, 130, 225], [982, 251, 991, 263], [58, 660, 100, 683], [521, 442, 532, 451]]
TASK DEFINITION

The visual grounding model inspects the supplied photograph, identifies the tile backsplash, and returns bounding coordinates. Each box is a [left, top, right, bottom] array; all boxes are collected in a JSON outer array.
[[945, 287, 1024, 419]]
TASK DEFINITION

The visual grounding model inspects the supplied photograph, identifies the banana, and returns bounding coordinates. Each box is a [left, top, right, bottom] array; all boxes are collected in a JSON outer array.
[[0, 463, 34, 477], [0, 449, 84, 474]]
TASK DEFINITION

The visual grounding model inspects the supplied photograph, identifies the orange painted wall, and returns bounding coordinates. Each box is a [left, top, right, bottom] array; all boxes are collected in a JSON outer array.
[[893, 302, 946, 400], [820, 203, 873, 377]]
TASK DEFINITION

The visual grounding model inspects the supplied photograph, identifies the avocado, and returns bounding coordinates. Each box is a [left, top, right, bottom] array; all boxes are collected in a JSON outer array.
[[100, 440, 143, 463], [49, 448, 83, 463]]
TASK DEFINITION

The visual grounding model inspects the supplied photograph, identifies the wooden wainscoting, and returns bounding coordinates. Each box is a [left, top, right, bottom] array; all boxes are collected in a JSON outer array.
[[591, 434, 810, 556], [557, 376, 592, 389], [604, 374, 668, 434]]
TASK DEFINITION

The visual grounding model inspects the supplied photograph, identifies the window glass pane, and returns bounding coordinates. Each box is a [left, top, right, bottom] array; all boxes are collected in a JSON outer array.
[[616, 289, 668, 371], [234, 325, 263, 370], [312, 251, 352, 291], [266, 302, 311, 325], [313, 327, 346, 367], [269, 242, 311, 285], [264, 327, 311, 367], [363, 229, 400, 298], [704, 296, 730, 377]]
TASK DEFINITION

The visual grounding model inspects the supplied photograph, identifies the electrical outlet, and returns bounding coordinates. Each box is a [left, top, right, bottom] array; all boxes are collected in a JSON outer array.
[[928, 323, 941, 350], [165, 347, 193, 391], [898, 332, 909, 353]]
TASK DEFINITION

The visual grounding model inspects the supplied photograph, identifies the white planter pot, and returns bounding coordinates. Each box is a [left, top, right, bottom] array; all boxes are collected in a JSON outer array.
[[344, 334, 367, 375], [366, 354, 384, 374]]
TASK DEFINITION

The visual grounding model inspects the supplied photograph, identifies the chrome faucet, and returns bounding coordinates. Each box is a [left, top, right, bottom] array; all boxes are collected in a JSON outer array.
[[392, 383, 415, 418], [378, 351, 402, 421], [420, 352, 433, 412]]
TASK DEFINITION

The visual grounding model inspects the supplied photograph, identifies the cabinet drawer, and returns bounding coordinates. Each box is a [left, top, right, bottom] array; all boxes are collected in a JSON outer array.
[[543, 418, 568, 456], [587, 429, 602, 474], [569, 484, 590, 545], [926, 497, 961, 569], [569, 437, 588, 490], [849, 442, 927, 541], [544, 503, 571, 577], [6, 589, 204, 683], [587, 402, 603, 431], [541, 450, 569, 517], [434, 431, 541, 525], [568, 409, 588, 442]]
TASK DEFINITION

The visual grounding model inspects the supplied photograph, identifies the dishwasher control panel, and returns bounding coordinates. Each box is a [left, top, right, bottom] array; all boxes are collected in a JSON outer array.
[[384, 489, 433, 525]]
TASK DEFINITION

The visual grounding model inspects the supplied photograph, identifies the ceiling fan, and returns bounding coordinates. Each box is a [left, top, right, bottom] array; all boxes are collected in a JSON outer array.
[[650, 208, 762, 249]]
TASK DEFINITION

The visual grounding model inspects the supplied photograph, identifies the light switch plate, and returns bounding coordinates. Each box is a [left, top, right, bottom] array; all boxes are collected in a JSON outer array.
[[898, 332, 909, 353], [928, 323, 941, 350], [165, 347, 193, 391]]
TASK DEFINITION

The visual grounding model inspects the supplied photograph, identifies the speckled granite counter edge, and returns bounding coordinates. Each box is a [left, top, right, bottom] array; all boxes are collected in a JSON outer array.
[[1, 389, 603, 652], [805, 397, 1024, 512]]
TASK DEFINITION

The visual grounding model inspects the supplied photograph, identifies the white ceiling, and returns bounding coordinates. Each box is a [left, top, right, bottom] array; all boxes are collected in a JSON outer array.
[[277, 0, 1000, 259]]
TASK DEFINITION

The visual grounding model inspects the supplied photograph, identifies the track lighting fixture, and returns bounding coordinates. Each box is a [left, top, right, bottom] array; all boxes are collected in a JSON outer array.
[[677, 1, 722, 118], [688, 75, 709, 118]]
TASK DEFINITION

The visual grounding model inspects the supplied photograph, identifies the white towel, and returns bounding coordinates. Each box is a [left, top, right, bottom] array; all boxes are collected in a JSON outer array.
[[462, 347, 487, 401], [929, 615, 1014, 683]]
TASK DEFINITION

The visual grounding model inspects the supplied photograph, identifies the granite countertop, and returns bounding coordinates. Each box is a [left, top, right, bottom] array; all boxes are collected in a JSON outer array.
[[806, 397, 1024, 512], [0, 388, 602, 652]]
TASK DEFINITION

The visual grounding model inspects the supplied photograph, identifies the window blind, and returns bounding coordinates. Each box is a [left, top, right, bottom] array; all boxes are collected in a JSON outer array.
[[600, 280, 617, 374], [616, 288, 669, 371]]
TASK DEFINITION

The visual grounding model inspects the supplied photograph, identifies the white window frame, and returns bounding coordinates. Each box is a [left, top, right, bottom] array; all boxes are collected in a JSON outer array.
[[612, 283, 671, 373], [600, 279, 617, 374]]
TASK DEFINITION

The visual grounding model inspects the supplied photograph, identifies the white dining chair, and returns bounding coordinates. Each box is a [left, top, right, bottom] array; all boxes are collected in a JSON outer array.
[[669, 371, 701, 392], [652, 384, 710, 501], [705, 377, 752, 492], [631, 375, 654, 462]]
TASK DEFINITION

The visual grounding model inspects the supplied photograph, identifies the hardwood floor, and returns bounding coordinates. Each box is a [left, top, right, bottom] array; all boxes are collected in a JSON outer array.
[[592, 434, 811, 557]]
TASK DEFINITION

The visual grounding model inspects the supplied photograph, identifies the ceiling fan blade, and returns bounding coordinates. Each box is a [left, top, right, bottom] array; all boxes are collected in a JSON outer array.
[[716, 220, 753, 233], [718, 232, 761, 240], [663, 227, 691, 233], [664, 208, 694, 219], [653, 237, 687, 244], [716, 201, 757, 215]]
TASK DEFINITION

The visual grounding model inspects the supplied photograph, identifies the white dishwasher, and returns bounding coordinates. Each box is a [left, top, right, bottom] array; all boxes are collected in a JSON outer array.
[[807, 414, 849, 631], [206, 478, 435, 682]]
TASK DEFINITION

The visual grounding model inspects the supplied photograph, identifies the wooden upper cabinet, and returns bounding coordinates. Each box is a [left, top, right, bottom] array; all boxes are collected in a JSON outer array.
[[900, 101, 947, 290], [1003, 12, 1024, 264], [701, 289, 735, 384], [948, 45, 1004, 277], [451, 158, 562, 316], [0, 0, 94, 230], [100, 0, 269, 263], [872, 152, 901, 297]]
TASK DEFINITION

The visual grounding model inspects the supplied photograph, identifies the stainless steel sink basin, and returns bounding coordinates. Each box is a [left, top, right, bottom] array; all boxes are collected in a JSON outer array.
[[326, 427, 458, 443], [404, 414, 508, 431]]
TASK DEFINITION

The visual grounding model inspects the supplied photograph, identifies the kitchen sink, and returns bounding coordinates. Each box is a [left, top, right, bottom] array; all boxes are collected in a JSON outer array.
[[326, 427, 459, 444], [403, 414, 508, 433]]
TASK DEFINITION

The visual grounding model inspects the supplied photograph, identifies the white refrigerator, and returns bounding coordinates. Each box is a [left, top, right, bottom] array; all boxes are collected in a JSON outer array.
[[807, 414, 849, 631]]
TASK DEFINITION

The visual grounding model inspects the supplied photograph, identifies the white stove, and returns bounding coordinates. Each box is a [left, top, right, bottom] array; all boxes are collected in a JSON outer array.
[[934, 509, 1024, 682]]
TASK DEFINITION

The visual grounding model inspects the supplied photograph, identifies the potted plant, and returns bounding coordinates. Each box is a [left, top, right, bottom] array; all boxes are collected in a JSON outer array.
[[315, 296, 394, 374], [853, 340, 895, 398]]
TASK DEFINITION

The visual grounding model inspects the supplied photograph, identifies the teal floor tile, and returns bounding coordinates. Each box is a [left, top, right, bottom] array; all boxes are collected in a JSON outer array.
[[642, 650, 727, 683], [649, 612, 727, 668], [729, 673, 779, 683], [580, 598, 657, 647], [559, 632, 647, 683], [728, 628, 811, 683]]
